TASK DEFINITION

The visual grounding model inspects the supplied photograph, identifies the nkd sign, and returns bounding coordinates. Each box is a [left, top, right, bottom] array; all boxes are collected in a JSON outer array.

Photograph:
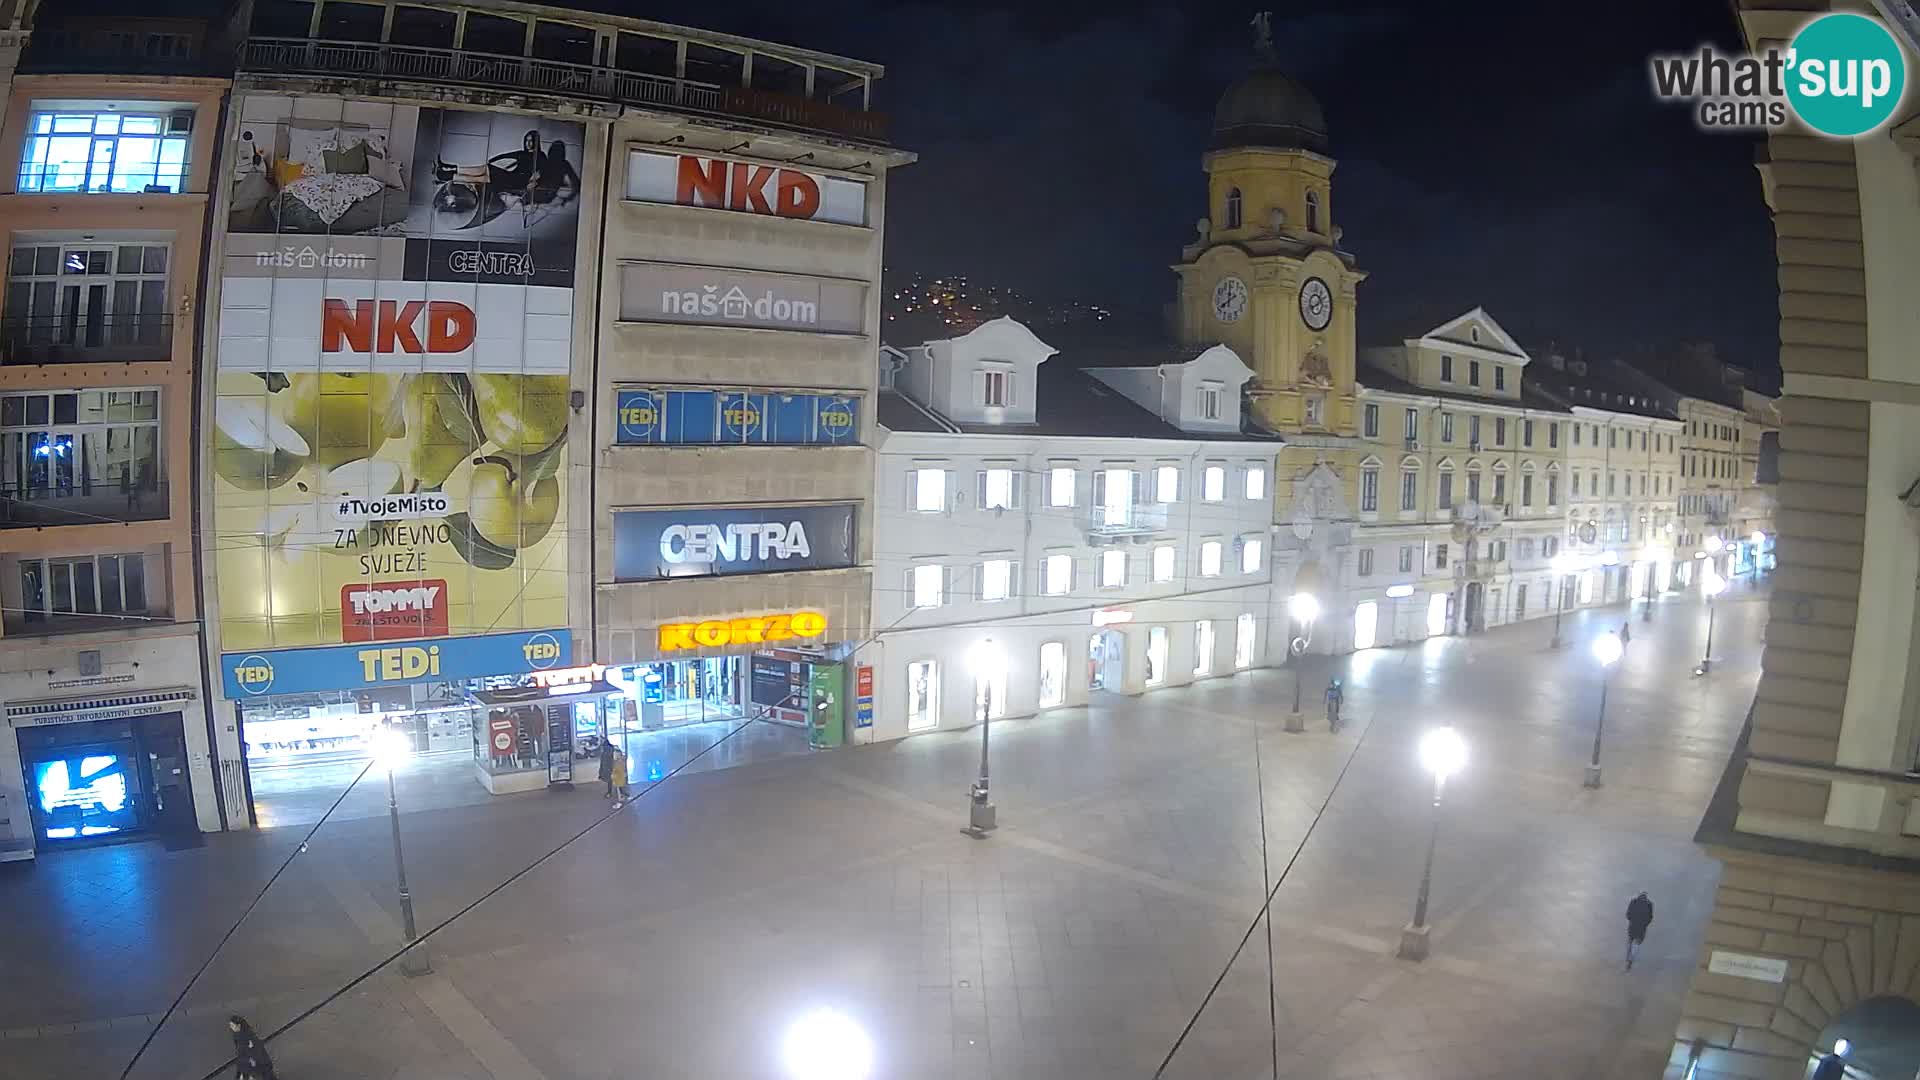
[[619, 262, 867, 335], [626, 149, 868, 226], [611, 503, 857, 582]]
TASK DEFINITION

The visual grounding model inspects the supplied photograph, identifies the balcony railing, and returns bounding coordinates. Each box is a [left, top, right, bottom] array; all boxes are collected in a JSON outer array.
[[0, 315, 174, 365], [239, 38, 890, 144], [1087, 504, 1170, 537], [2, 480, 169, 529]]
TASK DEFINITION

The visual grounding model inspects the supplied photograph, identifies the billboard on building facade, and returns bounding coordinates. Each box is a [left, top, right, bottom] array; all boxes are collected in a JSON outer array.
[[611, 503, 857, 582], [212, 94, 583, 653], [619, 262, 868, 335], [624, 149, 869, 226]]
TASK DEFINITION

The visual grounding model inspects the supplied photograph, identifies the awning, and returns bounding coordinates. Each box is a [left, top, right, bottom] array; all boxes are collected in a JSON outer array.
[[6, 687, 198, 728]]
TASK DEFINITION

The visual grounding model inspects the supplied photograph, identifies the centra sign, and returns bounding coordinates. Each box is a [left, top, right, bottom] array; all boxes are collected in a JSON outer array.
[[658, 611, 828, 651]]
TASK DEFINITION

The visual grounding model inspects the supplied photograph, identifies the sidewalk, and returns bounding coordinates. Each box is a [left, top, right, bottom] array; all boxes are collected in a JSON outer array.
[[0, 588, 1767, 1079]]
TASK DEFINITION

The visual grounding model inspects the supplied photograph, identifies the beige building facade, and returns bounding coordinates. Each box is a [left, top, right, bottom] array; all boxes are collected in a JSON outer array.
[[0, 15, 231, 858], [1670, 4, 1920, 1078]]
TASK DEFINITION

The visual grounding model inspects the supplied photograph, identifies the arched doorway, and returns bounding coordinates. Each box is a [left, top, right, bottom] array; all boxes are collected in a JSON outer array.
[[1087, 630, 1125, 692], [1812, 995, 1920, 1079]]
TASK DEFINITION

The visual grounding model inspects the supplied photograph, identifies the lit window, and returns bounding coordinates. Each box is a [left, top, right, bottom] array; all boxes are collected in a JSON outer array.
[[979, 467, 1020, 510], [1152, 545, 1175, 582], [1240, 538, 1264, 574], [1155, 465, 1179, 503], [1235, 613, 1256, 668], [979, 559, 1013, 601], [913, 468, 946, 512], [1244, 466, 1266, 500], [1100, 549, 1126, 588], [1047, 466, 1075, 507], [19, 108, 192, 193], [1200, 540, 1222, 577], [912, 564, 944, 608], [1100, 468, 1134, 526], [1044, 554, 1072, 595], [982, 369, 1010, 407], [1194, 620, 1214, 676], [1198, 382, 1223, 421], [1203, 466, 1225, 502]]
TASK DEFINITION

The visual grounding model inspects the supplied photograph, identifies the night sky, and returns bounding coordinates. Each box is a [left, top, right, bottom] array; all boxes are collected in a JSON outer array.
[[642, 0, 1779, 381]]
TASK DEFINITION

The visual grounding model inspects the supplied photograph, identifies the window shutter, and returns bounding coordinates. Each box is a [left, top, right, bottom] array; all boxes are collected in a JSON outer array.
[[1092, 469, 1106, 509], [942, 566, 953, 604], [905, 568, 917, 607], [1007, 561, 1021, 598], [905, 468, 917, 509], [1009, 472, 1023, 509], [974, 562, 986, 601], [975, 470, 988, 507], [1131, 469, 1146, 505]]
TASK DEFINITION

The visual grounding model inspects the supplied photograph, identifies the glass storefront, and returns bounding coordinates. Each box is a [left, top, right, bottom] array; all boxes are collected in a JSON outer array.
[[609, 657, 747, 731], [239, 682, 475, 770]]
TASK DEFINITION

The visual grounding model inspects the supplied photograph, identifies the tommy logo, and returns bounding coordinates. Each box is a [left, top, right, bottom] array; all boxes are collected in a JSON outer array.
[[322, 299, 477, 354], [341, 580, 449, 642]]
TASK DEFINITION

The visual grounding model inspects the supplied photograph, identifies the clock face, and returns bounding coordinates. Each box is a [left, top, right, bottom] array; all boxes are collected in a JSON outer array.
[[1212, 276, 1248, 324], [1299, 277, 1333, 331]]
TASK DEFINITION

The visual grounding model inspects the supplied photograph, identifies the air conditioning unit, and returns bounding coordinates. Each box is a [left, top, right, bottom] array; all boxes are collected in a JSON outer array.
[[168, 110, 194, 134], [1469, 440, 1483, 451], [1128, 534, 1151, 546], [1403, 438, 1419, 451]]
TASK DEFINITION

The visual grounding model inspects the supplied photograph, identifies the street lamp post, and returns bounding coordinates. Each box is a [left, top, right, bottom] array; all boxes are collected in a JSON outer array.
[[1586, 631, 1623, 789], [964, 637, 1006, 837], [1549, 554, 1580, 648], [1398, 726, 1467, 961], [1696, 569, 1727, 676], [1284, 592, 1319, 734], [374, 731, 431, 976]]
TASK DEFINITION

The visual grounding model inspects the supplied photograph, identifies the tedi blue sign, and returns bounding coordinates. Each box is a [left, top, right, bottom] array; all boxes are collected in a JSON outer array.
[[221, 629, 570, 698]]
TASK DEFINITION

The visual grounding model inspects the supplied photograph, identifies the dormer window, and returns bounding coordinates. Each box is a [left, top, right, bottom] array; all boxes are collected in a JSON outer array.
[[981, 367, 1011, 408], [1198, 381, 1223, 421], [1225, 187, 1242, 229], [1305, 190, 1321, 233]]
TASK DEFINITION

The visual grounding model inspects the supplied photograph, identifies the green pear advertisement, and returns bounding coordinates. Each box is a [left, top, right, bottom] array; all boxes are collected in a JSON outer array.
[[212, 94, 582, 652]]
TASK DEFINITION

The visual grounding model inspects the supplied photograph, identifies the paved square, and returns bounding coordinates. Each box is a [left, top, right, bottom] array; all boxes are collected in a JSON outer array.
[[0, 588, 1766, 1079]]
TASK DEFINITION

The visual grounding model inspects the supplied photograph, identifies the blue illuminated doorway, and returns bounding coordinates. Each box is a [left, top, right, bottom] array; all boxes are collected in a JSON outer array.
[[24, 740, 145, 842]]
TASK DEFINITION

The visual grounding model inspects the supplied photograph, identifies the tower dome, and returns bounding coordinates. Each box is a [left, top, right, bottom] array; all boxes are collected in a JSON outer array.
[[1211, 16, 1328, 154]]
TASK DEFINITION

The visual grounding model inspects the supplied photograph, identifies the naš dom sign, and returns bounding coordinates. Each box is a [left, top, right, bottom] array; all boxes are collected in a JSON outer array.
[[657, 611, 828, 652]]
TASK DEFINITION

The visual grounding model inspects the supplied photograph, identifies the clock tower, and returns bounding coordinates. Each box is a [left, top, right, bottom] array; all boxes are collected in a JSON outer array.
[[1173, 21, 1366, 436]]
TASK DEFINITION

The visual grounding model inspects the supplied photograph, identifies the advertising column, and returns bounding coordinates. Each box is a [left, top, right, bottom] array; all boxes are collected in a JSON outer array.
[[208, 95, 586, 805]]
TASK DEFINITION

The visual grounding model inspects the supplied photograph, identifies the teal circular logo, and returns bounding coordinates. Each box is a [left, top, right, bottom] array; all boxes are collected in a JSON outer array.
[[1786, 13, 1906, 137]]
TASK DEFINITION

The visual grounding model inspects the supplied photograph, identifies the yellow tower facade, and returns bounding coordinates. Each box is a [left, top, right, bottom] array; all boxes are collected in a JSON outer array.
[[1173, 56, 1366, 437]]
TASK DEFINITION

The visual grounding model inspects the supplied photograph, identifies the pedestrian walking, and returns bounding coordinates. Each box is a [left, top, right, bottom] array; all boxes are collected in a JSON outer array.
[[598, 736, 617, 798], [1625, 891, 1654, 970], [227, 1015, 277, 1080], [610, 747, 631, 806], [1325, 678, 1344, 733]]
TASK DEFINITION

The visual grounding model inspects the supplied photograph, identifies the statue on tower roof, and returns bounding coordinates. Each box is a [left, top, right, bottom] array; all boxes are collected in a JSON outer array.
[[1250, 11, 1275, 62]]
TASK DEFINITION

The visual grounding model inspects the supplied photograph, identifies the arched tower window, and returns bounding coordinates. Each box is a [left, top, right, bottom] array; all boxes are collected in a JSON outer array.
[[1305, 190, 1321, 233], [1224, 187, 1242, 229]]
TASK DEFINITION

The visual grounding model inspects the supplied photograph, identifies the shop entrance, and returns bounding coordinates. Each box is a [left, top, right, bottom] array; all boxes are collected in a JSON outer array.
[[1087, 630, 1125, 691], [621, 657, 744, 728], [17, 712, 191, 847]]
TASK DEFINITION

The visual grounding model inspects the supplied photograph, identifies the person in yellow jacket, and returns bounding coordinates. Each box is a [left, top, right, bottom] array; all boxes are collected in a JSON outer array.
[[610, 748, 630, 807]]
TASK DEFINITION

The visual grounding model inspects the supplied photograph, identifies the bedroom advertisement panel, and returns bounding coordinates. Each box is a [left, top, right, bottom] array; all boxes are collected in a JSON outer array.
[[213, 94, 584, 652]]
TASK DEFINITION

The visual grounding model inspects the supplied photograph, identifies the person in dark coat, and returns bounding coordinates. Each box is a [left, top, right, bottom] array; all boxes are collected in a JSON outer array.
[[1811, 1038, 1850, 1080], [228, 1015, 276, 1080], [598, 737, 617, 798], [1625, 892, 1655, 970]]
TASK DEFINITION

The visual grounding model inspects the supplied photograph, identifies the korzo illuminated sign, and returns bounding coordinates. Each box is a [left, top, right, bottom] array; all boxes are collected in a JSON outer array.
[[658, 611, 828, 651]]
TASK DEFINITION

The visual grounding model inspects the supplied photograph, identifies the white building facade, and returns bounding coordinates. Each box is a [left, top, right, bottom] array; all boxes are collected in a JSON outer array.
[[863, 319, 1280, 742]]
